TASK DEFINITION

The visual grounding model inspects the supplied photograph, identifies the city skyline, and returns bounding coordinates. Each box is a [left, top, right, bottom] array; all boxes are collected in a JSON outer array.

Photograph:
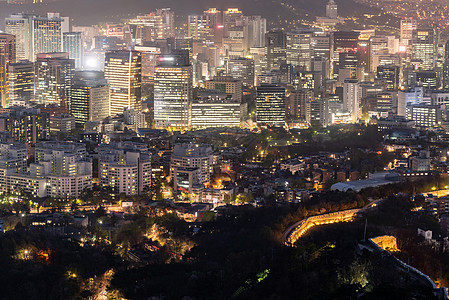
[[0, 0, 449, 299]]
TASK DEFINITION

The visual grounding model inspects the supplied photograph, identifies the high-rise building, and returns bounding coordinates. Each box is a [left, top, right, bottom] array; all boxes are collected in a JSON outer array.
[[333, 31, 360, 78], [8, 60, 34, 104], [400, 19, 417, 48], [343, 78, 360, 122], [289, 89, 314, 120], [286, 29, 313, 70], [228, 57, 255, 87], [154, 52, 192, 129], [376, 92, 395, 113], [357, 39, 370, 73], [256, 84, 286, 127], [35, 52, 75, 107], [250, 47, 268, 81], [33, 13, 64, 56], [70, 71, 110, 125], [326, 0, 338, 19], [410, 70, 438, 89], [0, 34, 16, 108], [63, 32, 83, 69], [412, 28, 436, 70], [266, 30, 287, 71], [310, 99, 328, 127], [104, 50, 142, 117], [311, 57, 330, 86], [223, 8, 243, 35], [157, 8, 175, 39], [130, 13, 163, 43], [312, 32, 332, 61], [370, 36, 390, 72], [243, 16, 267, 49], [5, 14, 33, 61], [377, 65, 400, 91], [188, 8, 224, 45], [6, 13, 67, 62], [130, 8, 175, 43], [134, 46, 161, 88], [188, 15, 214, 41]]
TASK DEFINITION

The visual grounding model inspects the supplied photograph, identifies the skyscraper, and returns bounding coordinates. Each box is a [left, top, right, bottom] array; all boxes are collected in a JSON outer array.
[[412, 28, 436, 70], [243, 16, 267, 49], [266, 30, 287, 71], [5, 14, 33, 61], [228, 57, 255, 87], [70, 71, 110, 125], [0, 34, 16, 108], [63, 32, 83, 69], [370, 35, 390, 72], [188, 8, 223, 43], [287, 29, 313, 70], [154, 51, 192, 129], [5, 13, 67, 62], [343, 78, 360, 122], [35, 52, 75, 107], [8, 60, 34, 104], [256, 84, 286, 127], [157, 8, 175, 39], [400, 18, 417, 48], [33, 14, 64, 58], [333, 31, 360, 78], [104, 50, 142, 117], [377, 65, 400, 91]]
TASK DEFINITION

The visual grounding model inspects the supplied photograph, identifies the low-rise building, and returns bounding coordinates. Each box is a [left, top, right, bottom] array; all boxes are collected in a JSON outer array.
[[171, 143, 214, 193], [49, 114, 76, 134]]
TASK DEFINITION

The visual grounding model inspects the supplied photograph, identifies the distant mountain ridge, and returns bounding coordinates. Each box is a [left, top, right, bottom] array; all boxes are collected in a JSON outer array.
[[0, 0, 376, 28]]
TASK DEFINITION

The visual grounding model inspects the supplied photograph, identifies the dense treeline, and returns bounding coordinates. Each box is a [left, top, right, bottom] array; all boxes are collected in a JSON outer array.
[[111, 201, 438, 299], [0, 228, 119, 299]]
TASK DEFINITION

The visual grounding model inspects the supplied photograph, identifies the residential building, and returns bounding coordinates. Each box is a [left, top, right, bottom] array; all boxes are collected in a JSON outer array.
[[99, 142, 151, 195]]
